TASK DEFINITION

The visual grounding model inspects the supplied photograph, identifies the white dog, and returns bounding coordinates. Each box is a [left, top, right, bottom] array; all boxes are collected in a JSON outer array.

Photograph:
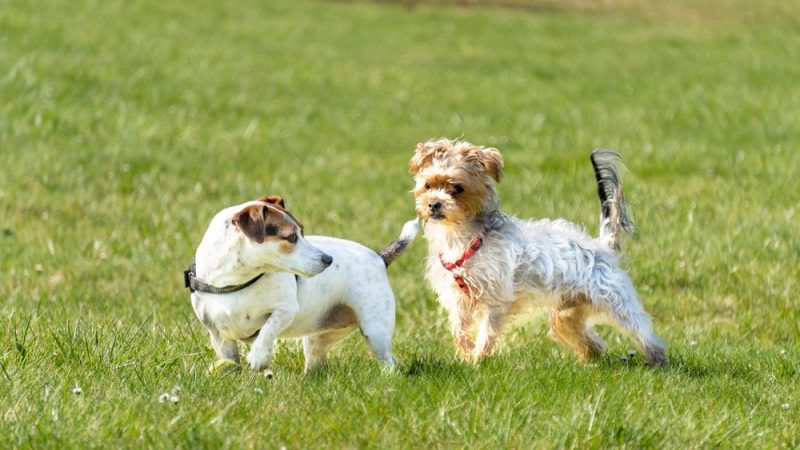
[[410, 139, 667, 366], [186, 195, 418, 374]]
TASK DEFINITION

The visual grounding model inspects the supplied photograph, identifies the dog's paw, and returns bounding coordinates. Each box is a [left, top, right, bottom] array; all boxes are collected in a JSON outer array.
[[379, 357, 399, 375], [208, 358, 240, 375], [246, 347, 273, 371]]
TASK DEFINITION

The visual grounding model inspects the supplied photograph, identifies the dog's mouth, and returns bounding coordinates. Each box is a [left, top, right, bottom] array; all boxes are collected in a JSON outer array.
[[430, 212, 446, 221]]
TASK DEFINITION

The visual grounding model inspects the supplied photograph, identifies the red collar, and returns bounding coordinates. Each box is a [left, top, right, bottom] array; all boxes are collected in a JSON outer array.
[[439, 226, 486, 300]]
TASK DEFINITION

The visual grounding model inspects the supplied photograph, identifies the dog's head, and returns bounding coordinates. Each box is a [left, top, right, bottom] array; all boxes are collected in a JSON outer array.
[[232, 195, 332, 277], [409, 138, 503, 226]]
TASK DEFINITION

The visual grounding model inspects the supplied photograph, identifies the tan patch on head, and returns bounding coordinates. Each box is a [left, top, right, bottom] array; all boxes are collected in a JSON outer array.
[[232, 204, 270, 244], [257, 194, 304, 235], [409, 138, 504, 180], [232, 202, 302, 246], [411, 139, 504, 224], [259, 195, 285, 209], [318, 304, 358, 331]]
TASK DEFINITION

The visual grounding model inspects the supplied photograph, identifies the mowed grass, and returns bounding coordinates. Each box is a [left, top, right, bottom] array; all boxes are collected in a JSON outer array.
[[1, 0, 799, 447]]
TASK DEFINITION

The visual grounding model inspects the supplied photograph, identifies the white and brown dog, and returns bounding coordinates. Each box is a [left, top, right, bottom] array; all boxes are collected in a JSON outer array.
[[187, 195, 418, 374], [410, 139, 667, 366]]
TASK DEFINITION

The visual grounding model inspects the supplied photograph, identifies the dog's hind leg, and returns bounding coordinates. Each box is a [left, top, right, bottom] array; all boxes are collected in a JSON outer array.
[[356, 301, 397, 370], [548, 297, 606, 362], [361, 323, 396, 369], [303, 328, 356, 373], [596, 276, 668, 366]]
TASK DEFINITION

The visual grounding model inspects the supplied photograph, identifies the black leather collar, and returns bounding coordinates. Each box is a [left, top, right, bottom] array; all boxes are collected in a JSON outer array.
[[184, 260, 264, 295]]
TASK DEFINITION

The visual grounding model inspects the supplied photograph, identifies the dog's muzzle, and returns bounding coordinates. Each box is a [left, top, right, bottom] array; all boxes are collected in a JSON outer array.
[[428, 201, 445, 220]]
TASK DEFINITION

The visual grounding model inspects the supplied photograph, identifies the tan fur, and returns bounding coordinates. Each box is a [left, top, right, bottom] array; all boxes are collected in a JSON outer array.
[[318, 304, 358, 331], [411, 139, 503, 226], [232, 203, 300, 248], [548, 294, 606, 361], [259, 195, 286, 209]]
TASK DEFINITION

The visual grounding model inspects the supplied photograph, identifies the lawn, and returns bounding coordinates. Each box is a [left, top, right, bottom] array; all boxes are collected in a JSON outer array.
[[1, 0, 798, 447]]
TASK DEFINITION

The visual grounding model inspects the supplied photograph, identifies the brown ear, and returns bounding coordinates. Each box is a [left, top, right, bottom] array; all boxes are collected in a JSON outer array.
[[258, 195, 285, 209], [232, 204, 268, 244], [409, 141, 444, 174], [473, 147, 504, 182]]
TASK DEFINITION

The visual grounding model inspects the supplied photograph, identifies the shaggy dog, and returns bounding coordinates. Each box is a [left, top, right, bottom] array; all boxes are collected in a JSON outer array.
[[409, 139, 667, 366]]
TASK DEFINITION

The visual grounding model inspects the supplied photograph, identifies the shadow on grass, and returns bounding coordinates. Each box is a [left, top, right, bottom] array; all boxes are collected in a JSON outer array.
[[593, 347, 796, 382], [402, 353, 473, 379]]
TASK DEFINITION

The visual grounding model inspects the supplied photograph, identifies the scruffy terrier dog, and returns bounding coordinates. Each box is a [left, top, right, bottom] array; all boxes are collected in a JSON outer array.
[[410, 139, 667, 366]]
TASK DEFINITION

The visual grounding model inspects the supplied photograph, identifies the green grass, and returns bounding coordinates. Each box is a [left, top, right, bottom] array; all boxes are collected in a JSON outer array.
[[1, 0, 799, 447]]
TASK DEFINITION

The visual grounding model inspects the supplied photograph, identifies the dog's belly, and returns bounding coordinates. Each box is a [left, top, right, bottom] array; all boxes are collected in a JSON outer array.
[[507, 291, 558, 320]]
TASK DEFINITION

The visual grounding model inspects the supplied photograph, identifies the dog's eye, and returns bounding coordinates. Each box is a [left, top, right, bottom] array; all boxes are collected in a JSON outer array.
[[452, 184, 464, 194], [424, 183, 430, 190], [285, 233, 298, 244]]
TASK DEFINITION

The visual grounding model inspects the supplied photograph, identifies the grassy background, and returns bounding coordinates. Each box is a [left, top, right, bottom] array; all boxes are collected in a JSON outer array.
[[1, 0, 798, 447]]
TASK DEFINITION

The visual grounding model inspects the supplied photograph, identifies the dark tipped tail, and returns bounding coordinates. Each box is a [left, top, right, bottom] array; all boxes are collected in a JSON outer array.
[[590, 149, 633, 251], [378, 220, 419, 266]]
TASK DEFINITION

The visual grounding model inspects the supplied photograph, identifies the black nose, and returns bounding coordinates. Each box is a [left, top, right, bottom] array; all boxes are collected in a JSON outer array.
[[321, 254, 333, 266], [428, 201, 442, 212]]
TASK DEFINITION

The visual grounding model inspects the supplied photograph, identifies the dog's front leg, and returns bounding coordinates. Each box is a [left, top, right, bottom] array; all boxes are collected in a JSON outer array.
[[446, 294, 476, 359], [247, 301, 298, 372], [209, 328, 240, 363], [473, 304, 508, 360]]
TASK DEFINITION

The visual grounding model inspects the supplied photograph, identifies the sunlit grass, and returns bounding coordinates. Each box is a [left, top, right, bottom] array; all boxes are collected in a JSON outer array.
[[1, 0, 798, 447]]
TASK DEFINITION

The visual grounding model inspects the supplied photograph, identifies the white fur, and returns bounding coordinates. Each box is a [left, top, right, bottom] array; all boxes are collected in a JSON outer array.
[[424, 212, 666, 363], [190, 200, 412, 374]]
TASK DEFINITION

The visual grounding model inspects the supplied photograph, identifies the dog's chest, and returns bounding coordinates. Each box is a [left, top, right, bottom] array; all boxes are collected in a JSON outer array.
[[192, 278, 291, 341], [194, 294, 272, 340]]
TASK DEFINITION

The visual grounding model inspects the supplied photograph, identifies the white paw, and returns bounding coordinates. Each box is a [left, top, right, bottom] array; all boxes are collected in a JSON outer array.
[[380, 358, 399, 375], [247, 346, 273, 371]]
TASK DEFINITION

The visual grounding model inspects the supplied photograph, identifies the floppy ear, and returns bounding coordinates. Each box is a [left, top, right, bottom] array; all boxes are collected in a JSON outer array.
[[258, 195, 285, 209], [474, 147, 504, 182], [409, 141, 443, 175], [258, 195, 305, 235], [232, 204, 268, 244]]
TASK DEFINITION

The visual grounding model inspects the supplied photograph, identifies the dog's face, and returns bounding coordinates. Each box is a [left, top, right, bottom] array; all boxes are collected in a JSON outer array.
[[409, 139, 503, 226], [232, 196, 333, 277]]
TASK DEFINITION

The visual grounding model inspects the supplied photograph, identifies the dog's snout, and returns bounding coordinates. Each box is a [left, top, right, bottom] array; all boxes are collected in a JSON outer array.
[[320, 253, 333, 267], [428, 201, 442, 212]]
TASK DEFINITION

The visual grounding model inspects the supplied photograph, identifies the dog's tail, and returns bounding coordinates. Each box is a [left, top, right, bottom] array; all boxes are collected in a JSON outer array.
[[591, 149, 634, 251], [378, 219, 419, 267]]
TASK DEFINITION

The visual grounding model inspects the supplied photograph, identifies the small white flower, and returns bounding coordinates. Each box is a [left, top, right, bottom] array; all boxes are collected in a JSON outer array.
[[158, 393, 170, 403], [171, 385, 182, 394], [781, 403, 790, 410], [627, 350, 637, 357], [779, 349, 787, 356], [688, 340, 698, 346], [72, 386, 82, 395], [254, 388, 264, 395], [169, 395, 180, 403]]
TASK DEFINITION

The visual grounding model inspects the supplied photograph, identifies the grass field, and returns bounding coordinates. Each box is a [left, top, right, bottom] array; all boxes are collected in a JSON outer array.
[[1, 0, 799, 447]]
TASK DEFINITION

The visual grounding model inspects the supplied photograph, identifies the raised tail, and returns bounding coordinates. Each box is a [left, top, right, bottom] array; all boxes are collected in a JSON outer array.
[[378, 219, 419, 267], [590, 149, 634, 251]]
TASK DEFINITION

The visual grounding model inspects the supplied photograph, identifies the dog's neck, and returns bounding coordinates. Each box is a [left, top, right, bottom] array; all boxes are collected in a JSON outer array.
[[196, 219, 278, 287], [424, 209, 507, 259]]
